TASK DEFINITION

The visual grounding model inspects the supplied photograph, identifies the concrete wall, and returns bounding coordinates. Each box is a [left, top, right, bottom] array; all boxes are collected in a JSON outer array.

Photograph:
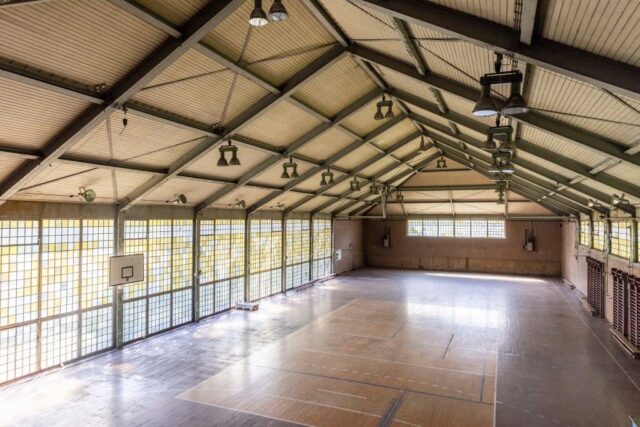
[[561, 220, 640, 324], [365, 219, 563, 276], [333, 219, 365, 274]]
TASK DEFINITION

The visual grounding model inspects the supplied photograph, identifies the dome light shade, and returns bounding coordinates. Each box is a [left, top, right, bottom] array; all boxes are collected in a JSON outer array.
[[473, 84, 497, 117], [249, 0, 268, 27], [78, 187, 96, 203], [268, 0, 288, 21], [374, 105, 383, 120], [229, 147, 241, 166], [502, 82, 529, 115]]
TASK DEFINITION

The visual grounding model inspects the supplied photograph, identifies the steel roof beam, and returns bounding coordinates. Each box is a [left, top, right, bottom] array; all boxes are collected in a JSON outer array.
[[246, 114, 408, 213], [358, 0, 640, 100], [386, 198, 533, 204], [433, 140, 590, 215], [408, 111, 630, 205], [287, 133, 431, 214], [323, 151, 441, 215], [350, 45, 640, 169], [0, 0, 246, 206], [337, 155, 437, 216], [191, 86, 378, 212], [392, 89, 640, 200], [401, 185, 495, 191], [118, 45, 346, 211], [108, 0, 280, 94], [437, 150, 574, 216]]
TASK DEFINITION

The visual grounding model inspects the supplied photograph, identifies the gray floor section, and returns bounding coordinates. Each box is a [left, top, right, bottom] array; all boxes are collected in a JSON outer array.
[[0, 268, 638, 427]]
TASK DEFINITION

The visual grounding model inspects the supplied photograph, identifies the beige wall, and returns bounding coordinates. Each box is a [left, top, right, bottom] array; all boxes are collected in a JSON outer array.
[[365, 219, 563, 276], [561, 220, 640, 324], [333, 219, 365, 274]]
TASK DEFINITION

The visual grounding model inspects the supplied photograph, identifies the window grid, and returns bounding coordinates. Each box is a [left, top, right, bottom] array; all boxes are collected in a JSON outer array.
[[123, 219, 193, 342], [285, 219, 310, 289], [611, 221, 631, 259], [1, 219, 115, 384], [593, 221, 605, 251], [579, 220, 590, 247], [199, 219, 245, 318], [454, 220, 471, 238], [41, 219, 80, 318], [312, 219, 332, 280], [249, 219, 282, 302], [408, 219, 505, 239], [438, 220, 454, 237]]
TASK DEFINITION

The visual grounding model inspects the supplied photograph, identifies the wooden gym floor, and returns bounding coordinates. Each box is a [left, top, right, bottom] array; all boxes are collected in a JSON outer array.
[[1, 268, 639, 426]]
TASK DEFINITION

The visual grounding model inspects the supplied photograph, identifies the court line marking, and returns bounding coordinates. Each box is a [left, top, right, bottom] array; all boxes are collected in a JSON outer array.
[[176, 395, 315, 427], [256, 391, 381, 418], [300, 326, 502, 355], [317, 388, 367, 400], [493, 348, 498, 427], [297, 347, 490, 377], [252, 363, 493, 406], [552, 281, 640, 392]]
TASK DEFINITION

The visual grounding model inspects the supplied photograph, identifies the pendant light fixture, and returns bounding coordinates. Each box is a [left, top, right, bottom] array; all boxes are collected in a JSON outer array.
[[249, 0, 269, 27], [281, 157, 298, 179], [350, 177, 361, 192], [436, 156, 447, 169], [234, 199, 247, 209], [218, 140, 240, 167], [268, 0, 288, 22], [497, 188, 505, 205], [369, 182, 379, 194], [473, 84, 497, 117], [374, 95, 394, 120], [396, 192, 404, 203], [320, 169, 334, 186], [474, 53, 528, 117], [502, 81, 529, 115], [418, 136, 428, 154]]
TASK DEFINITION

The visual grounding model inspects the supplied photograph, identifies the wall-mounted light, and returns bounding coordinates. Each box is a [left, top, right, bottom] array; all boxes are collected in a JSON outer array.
[[169, 194, 187, 205], [611, 193, 629, 206], [320, 169, 334, 186], [374, 95, 394, 120], [78, 187, 96, 203], [218, 140, 240, 167]]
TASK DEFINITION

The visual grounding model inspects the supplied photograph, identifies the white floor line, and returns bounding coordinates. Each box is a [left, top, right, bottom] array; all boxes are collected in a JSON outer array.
[[176, 395, 315, 427], [298, 347, 488, 377], [317, 388, 367, 400], [493, 349, 498, 427]]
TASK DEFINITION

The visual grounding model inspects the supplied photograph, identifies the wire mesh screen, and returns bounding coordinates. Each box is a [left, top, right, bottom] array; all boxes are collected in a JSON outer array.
[[285, 219, 310, 290], [0, 219, 114, 384], [249, 219, 282, 302], [199, 219, 245, 318], [123, 219, 193, 343], [312, 219, 332, 280]]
